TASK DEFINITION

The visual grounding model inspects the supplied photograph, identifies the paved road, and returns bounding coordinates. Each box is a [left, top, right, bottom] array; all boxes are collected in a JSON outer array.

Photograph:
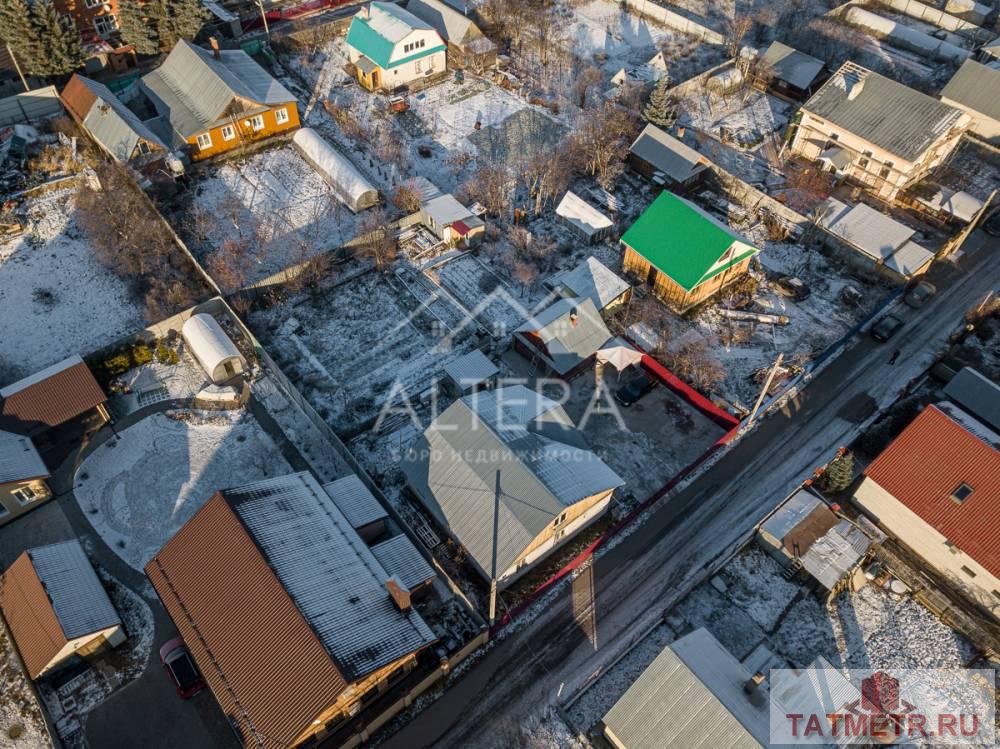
[[382, 233, 999, 748]]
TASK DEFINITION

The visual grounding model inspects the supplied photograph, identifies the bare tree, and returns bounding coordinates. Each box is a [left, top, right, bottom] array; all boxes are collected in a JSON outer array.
[[574, 65, 604, 109], [391, 179, 424, 215], [460, 160, 515, 217], [725, 15, 753, 57], [521, 143, 573, 214], [355, 207, 398, 273], [511, 260, 538, 297], [568, 101, 640, 189]]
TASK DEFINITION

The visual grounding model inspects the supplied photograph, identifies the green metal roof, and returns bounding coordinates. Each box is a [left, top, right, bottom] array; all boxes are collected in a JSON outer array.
[[620, 191, 758, 292], [346, 14, 444, 70]]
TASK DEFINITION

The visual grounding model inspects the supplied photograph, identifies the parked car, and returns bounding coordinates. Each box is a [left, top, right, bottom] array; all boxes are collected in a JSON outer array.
[[904, 280, 936, 309], [614, 370, 656, 407], [870, 314, 904, 342], [159, 638, 205, 699], [775, 275, 810, 301], [840, 285, 864, 308]]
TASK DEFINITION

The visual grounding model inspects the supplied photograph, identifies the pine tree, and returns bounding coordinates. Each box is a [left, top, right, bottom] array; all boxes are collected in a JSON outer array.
[[643, 75, 678, 129], [824, 450, 855, 493], [0, 0, 45, 76], [166, 0, 208, 45], [29, 0, 84, 75], [117, 0, 160, 55]]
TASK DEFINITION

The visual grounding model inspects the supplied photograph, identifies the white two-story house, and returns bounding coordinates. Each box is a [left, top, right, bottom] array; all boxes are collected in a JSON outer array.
[[346, 2, 447, 91]]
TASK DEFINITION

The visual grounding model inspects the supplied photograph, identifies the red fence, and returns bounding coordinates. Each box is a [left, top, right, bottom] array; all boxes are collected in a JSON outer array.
[[639, 353, 740, 430]]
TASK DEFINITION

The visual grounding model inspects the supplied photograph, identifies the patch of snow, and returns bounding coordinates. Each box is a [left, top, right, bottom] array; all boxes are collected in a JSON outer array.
[[0, 626, 51, 749]]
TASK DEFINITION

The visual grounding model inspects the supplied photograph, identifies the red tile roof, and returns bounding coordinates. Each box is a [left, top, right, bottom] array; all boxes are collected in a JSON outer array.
[[864, 405, 1000, 576], [0, 553, 67, 678], [145, 494, 348, 749], [0, 356, 106, 436]]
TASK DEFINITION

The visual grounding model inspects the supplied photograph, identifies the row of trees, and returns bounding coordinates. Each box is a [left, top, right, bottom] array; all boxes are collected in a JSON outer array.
[[0, 0, 205, 77]]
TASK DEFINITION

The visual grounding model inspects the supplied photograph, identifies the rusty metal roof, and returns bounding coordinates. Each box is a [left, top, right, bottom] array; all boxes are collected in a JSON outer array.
[[0, 356, 106, 436], [0, 552, 68, 678], [864, 404, 1000, 576], [146, 493, 349, 749]]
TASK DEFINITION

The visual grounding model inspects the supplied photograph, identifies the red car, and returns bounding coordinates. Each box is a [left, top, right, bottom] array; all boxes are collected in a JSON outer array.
[[159, 638, 205, 699]]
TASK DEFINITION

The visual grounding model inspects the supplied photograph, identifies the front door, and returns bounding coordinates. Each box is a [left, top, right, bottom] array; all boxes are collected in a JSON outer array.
[[371, 69, 380, 90], [646, 264, 658, 287]]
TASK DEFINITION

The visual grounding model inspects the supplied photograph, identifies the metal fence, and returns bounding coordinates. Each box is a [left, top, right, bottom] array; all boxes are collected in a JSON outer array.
[[0, 85, 62, 128]]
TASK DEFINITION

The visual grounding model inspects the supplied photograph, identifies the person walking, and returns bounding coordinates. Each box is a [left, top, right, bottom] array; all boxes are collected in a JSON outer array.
[[888, 349, 901, 365]]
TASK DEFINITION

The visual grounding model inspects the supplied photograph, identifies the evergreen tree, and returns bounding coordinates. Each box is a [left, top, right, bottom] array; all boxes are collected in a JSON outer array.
[[824, 450, 855, 493], [117, 0, 160, 55], [29, 0, 84, 75], [0, 0, 44, 76], [165, 0, 208, 46], [643, 75, 678, 129]]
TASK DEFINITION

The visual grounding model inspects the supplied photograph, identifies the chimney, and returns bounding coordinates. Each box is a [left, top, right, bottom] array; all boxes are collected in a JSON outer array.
[[209, 37, 221, 60], [386, 576, 411, 612], [744, 672, 766, 695], [569, 307, 578, 327]]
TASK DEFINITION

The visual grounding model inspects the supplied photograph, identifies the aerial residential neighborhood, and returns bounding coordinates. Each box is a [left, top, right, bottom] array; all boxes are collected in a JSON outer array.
[[0, 0, 997, 745]]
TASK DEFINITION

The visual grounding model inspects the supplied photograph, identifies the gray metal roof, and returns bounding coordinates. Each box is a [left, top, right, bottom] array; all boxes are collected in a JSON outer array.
[[370, 535, 436, 592], [629, 123, 711, 184], [140, 39, 295, 139], [321, 474, 388, 531], [424, 193, 473, 226], [515, 297, 612, 375], [760, 41, 824, 90], [760, 487, 824, 541], [547, 256, 630, 311], [603, 628, 766, 749], [442, 349, 499, 388], [800, 520, 869, 590], [944, 367, 1000, 433], [28, 541, 120, 639], [401, 386, 623, 576], [940, 59, 1000, 122], [803, 62, 964, 162], [818, 197, 912, 258], [405, 0, 481, 43], [226, 472, 436, 680], [0, 430, 48, 485], [74, 77, 167, 161], [555, 190, 613, 238]]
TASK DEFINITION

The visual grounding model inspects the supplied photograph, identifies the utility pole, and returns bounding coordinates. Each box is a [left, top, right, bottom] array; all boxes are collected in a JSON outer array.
[[255, 0, 270, 40], [488, 470, 501, 628], [6, 43, 28, 93], [745, 352, 783, 430]]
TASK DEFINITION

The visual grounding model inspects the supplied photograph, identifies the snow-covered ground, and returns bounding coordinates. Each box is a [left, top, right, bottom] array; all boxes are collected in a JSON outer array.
[[0, 623, 51, 749], [73, 409, 292, 570], [678, 89, 792, 153], [109, 349, 210, 417], [188, 145, 362, 287], [0, 188, 145, 383]]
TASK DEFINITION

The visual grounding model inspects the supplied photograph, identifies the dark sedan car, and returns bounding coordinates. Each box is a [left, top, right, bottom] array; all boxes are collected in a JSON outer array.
[[159, 638, 205, 699], [614, 370, 656, 407], [870, 314, 904, 342]]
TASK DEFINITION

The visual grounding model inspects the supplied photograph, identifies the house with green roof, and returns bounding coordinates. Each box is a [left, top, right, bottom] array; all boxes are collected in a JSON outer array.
[[621, 191, 759, 312], [346, 2, 447, 91]]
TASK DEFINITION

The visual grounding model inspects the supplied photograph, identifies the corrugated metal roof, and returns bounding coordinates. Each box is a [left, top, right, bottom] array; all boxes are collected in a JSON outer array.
[[146, 492, 349, 749], [800, 520, 870, 589], [802, 62, 964, 162], [555, 191, 613, 238], [943, 367, 1000, 433], [62, 74, 166, 162], [424, 193, 473, 226], [941, 59, 1000, 122], [515, 297, 612, 375], [0, 552, 68, 678], [629, 123, 711, 184], [0, 430, 48, 484], [0, 355, 106, 437], [442, 349, 499, 388], [760, 41, 824, 90], [863, 404, 1000, 576], [227, 473, 436, 679], [405, 0, 478, 42], [401, 386, 623, 576], [29, 541, 120, 638], [322, 474, 388, 531], [548, 256, 630, 311], [602, 628, 766, 749], [370, 535, 436, 592], [347, 3, 443, 69], [817, 199, 933, 277], [140, 40, 295, 139]]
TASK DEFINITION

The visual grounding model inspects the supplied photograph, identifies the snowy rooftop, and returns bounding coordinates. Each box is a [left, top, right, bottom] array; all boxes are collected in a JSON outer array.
[[366, 1, 432, 42], [442, 349, 499, 388], [29, 540, 121, 638], [321, 474, 388, 531], [555, 190, 613, 238], [759, 487, 826, 543], [546, 256, 629, 311], [759, 41, 824, 90], [629, 123, 711, 185], [424, 193, 474, 227], [817, 198, 933, 276], [227, 472, 436, 678], [370, 535, 436, 592], [0, 430, 48, 484], [800, 520, 870, 591], [914, 187, 983, 223], [515, 297, 613, 375], [943, 367, 1000, 433]]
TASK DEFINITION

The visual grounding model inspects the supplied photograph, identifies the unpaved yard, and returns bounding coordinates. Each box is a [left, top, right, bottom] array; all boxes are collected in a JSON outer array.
[[73, 409, 291, 570]]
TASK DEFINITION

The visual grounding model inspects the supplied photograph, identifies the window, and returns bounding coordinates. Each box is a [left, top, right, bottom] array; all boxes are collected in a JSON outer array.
[[419, 39, 425, 48], [414, 58, 421, 73], [961, 566, 976, 578], [250, 114, 265, 131], [858, 150, 871, 169], [554, 511, 568, 527], [12, 486, 37, 506], [879, 161, 893, 179], [94, 13, 117, 36], [221, 125, 236, 141], [951, 483, 974, 503], [137, 141, 150, 155], [275, 108, 289, 125], [404, 43, 412, 53], [196, 132, 212, 151], [945, 540, 960, 555], [84, 0, 100, 7], [0, 503, 9, 519]]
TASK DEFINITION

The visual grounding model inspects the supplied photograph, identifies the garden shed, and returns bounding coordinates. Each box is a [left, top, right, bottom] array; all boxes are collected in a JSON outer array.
[[292, 127, 379, 213], [181, 313, 246, 385]]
